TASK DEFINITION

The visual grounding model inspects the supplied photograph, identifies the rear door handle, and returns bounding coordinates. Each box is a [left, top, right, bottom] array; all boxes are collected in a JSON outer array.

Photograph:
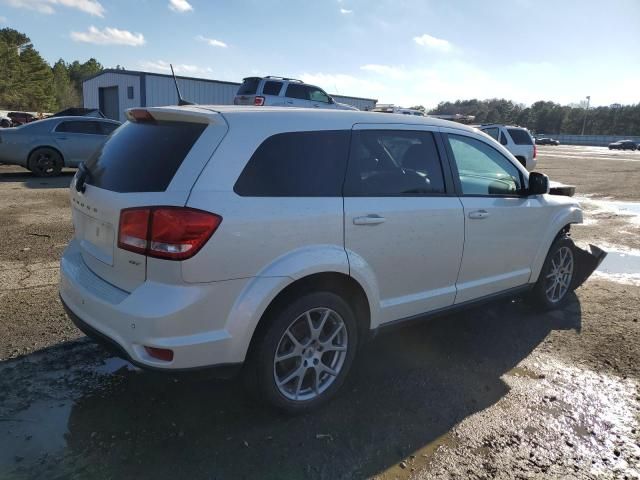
[[468, 209, 490, 219], [353, 215, 386, 225]]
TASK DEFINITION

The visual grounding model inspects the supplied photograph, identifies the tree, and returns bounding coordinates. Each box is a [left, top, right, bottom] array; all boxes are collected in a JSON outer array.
[[52, 59, 80, 110]]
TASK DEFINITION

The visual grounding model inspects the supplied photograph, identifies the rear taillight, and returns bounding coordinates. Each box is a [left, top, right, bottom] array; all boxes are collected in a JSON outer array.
[[254, 96, 265, 106], [533, 144, 537, 159], [118, 207, 221, 260]]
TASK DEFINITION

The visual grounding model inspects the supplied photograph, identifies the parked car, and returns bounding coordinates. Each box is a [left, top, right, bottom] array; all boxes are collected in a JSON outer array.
[[608, 140, 637, 151], [535, 137, 560, 146], [234, 76, 358, 110], [7, 111, 38, 126], [477, 124, 537, 170], [0, 116, 121, 176], [59, 106, 604, 413], [372, 104, 425, 116]]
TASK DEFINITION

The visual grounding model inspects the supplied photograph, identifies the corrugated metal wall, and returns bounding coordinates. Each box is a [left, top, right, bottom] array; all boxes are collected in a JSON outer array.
[[145, 75, 240, 107], [82, 72, 141, 122], [332, 95, 376, 111]]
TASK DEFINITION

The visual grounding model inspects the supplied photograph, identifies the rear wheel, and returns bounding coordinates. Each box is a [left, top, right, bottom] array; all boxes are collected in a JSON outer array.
[[530, 236, 575, 309], [245, 291, 358, 413], [28, 147, 63, 177]]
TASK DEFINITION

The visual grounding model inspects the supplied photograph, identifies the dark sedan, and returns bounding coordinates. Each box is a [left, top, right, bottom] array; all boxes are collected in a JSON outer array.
[[535, 137, 560, 146], [608, 140, 637, 151]]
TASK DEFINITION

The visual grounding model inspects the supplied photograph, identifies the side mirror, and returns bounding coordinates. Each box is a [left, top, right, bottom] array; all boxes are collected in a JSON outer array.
[[327, 97, 334, 104], [528, 172, 549, 195]]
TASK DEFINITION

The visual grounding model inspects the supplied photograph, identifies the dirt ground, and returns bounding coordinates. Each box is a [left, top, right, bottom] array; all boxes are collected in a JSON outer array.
[[0, 146, 639, 479]]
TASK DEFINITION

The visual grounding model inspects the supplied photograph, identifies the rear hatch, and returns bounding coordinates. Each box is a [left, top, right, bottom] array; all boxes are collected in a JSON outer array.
[[233, 77, 261, 105], [70, 107, 227, 292]]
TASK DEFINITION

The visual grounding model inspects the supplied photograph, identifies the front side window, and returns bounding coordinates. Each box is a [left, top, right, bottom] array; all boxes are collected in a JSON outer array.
[[344, 130, 446, 196], [308, 87, 330, 103], [447, 134, 523, 196], [234, 130, 350, 196], [285, 84, 309, 100]]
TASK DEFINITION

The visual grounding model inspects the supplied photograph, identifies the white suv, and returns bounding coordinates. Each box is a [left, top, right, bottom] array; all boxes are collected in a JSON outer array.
[[234, 76, 358, 110], [60, 106, 603, 413], [478, 124, 537, 171]]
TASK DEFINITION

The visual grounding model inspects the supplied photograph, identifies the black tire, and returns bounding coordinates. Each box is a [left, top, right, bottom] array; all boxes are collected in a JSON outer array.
[[0, 119, 10, 128], [28, 147, 63, 177], [244, 291, 359, 414], [515, 156, 527, 168], [529, 235, 576, 310]]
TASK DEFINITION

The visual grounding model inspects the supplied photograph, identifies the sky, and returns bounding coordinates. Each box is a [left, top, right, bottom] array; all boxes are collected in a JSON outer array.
[[1, 0, 639, 109]]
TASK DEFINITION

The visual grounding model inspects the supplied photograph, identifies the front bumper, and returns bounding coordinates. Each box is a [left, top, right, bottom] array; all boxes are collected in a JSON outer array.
[[59, 240, 249, 371]]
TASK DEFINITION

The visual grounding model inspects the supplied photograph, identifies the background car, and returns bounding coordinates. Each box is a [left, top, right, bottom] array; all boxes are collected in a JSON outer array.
[[372, 104, 425, 116], [535, 137, 560, 146], [608, 140, 637, 151], [234, 76, 358, 110], [477, 124, 537, 170], [7, 111, 38, 126], [0, 116, 120, 176]]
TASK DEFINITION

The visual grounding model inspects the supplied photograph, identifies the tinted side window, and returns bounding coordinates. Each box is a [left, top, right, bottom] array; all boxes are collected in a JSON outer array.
[[447, 134, 522, 196], [234, 131, 350, 197], [308, 87, 330, 103], [345, 130, 446, 196], [99, 122, 119, 135], [262, 81, 283, 96], [285, 84, 309, 100], [56, 121, 99, 134], [85, 121, 206, 193], [507, 128, 533, 145], [237, 78, 260, 95]]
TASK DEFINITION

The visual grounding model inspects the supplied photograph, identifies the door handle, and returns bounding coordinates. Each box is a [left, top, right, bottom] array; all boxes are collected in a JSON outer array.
[[468, 209, 490, 219], [353, 215, 386, 225]]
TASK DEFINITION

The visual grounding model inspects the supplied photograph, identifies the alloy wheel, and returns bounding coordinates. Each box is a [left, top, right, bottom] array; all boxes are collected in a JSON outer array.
[[545, 246, 574, 303]]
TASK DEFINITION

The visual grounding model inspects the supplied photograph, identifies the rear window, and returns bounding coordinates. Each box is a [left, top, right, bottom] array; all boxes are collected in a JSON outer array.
[[234, 130, 350, 196], [262, 81, 283, 96], [237, 78, 261, 95], [507, 128, 533, 145], [85, 121, 206, 193]]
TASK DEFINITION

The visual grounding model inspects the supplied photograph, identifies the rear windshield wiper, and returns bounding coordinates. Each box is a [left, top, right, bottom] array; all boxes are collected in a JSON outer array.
[[75, 162, 91, 193]]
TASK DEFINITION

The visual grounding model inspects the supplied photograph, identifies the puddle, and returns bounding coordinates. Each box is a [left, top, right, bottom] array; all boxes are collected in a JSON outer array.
[[0, 401, 72, 474], [576, 196, 640, 225], [592, 249, 640, 286]]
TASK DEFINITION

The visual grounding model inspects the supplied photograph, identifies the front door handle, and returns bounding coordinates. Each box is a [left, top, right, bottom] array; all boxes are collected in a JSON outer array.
[[468, 209, 490, 219], [353, 215, 386, 225]]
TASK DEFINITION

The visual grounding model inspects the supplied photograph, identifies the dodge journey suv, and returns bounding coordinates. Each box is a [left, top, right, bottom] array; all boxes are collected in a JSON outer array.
[[60, 106, 602, 412]]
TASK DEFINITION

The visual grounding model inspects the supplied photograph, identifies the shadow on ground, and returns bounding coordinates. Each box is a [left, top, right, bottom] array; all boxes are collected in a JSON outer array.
[[0, 169, 74, 189], [1, 295, 582, 479]]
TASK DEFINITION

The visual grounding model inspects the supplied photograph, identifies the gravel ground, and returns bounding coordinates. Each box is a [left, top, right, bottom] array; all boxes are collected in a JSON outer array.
[[0, 145, 639, 479]]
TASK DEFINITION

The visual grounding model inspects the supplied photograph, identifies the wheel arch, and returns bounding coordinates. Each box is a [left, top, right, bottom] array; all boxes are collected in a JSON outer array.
[[245, 272, 371, 361], [27, 145, 66, 168]]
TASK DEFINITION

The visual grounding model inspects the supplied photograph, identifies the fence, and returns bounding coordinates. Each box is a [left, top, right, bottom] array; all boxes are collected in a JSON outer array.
[[537, 133, 640, 147]]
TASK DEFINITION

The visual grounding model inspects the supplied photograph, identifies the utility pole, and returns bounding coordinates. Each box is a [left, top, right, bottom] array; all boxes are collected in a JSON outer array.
[[581, 95, 591, 136]]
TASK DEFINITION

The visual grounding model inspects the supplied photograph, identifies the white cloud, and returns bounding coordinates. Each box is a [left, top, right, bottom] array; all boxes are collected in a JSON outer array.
[[139, 60, 213, 77], [340, 8, 352, 14], [71, 26, 145, 46], [168, 0, 192, 13], [196, 35, 227, 48], [4, 0, 104, 16], [413, 33, 453, 52]]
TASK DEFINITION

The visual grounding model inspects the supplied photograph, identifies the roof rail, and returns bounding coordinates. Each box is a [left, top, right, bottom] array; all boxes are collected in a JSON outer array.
[[264, 75, 303, 83]]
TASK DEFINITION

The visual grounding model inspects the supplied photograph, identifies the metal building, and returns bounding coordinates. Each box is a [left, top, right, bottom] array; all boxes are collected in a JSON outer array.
[[83, 69, 378, 122]]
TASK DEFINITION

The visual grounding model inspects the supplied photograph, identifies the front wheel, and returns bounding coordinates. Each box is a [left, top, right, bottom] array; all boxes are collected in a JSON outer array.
[[28, 147, 63, 177], [529, 236, 576, 309], [245, 291, 358, 413]]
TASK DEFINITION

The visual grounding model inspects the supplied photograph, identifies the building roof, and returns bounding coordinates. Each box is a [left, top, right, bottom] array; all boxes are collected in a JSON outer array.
[[83, 69, 378, 103]]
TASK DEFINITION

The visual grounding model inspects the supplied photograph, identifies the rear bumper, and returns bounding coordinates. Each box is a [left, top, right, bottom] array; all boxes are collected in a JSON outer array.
[[59, 240, 251, 371]]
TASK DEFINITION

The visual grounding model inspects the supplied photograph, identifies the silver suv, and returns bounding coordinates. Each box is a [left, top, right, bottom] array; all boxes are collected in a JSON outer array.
[[234, 76, 358, 110]]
